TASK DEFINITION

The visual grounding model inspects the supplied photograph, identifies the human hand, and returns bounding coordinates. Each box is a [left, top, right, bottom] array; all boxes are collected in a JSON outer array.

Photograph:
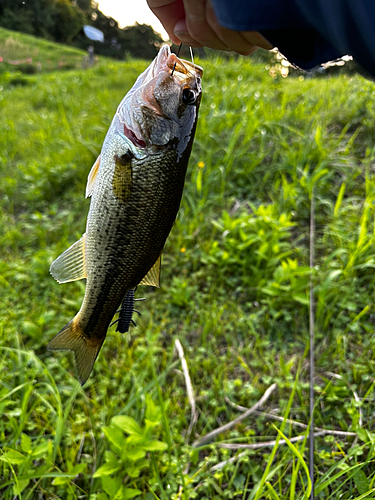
[[147, 0, 273, 55]]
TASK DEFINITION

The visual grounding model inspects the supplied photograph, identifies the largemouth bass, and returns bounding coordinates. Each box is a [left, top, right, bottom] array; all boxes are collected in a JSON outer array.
[[49, 45, 203, 385]]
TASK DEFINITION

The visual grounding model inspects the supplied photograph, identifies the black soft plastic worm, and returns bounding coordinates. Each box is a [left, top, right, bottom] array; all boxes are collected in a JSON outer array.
[[110, 288, 145, 333]]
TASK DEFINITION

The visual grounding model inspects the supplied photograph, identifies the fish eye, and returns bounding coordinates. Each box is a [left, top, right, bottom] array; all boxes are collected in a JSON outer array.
[[182, 88, 196, 105]]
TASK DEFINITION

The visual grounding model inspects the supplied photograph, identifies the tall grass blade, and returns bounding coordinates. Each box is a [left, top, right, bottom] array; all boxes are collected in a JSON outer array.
[[251, 366, 301, 500], [266, 481, 281, 500], [273, 425, 312, 499], [333, 181, 346, 217]]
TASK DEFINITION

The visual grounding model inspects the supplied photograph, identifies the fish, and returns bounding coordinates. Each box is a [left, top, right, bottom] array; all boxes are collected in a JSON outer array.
[[48, 45, 203, 385]]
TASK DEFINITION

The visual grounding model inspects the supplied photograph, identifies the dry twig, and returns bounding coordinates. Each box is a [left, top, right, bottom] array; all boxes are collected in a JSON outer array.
[[175, 339, 197, 441], [309, 188, 315, 499], [224, 396, 357, 438], [210, 431, 328, 472], [193, 383, 277, 448], [217, 430, 327, 450]]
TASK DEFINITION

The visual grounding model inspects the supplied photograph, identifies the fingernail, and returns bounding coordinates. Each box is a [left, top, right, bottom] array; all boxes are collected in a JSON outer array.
[[174, 30, 189, 40], [174, 31, 195, 45], [174, 19, 192, 43]]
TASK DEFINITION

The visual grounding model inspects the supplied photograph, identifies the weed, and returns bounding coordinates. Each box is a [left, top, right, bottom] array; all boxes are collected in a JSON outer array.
[[1, 31, 375, 498]]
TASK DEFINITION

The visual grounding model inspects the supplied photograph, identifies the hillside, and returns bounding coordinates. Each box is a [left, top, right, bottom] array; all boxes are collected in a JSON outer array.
[[0, 26, 88, 74]]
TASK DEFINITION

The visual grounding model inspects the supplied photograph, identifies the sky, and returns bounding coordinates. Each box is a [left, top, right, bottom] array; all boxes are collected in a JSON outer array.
[[96, 0, 169, 40]]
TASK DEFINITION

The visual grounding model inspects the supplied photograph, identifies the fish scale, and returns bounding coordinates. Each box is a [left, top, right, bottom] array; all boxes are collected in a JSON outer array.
[[81, 146, 189, 336], [48, 45, 203, 385]]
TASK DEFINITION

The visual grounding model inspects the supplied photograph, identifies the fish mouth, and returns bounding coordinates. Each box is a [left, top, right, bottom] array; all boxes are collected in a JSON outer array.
[[140, 45, 203, 117], [152, 44, 203, 81]]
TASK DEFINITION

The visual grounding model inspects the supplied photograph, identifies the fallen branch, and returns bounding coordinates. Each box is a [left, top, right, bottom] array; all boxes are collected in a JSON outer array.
[[175, 339, 197, 441], [193, 383, 277, 448], [217, 430, 327, 450], [224, 396, 357, 438], [210, 431, 328, 472], [210, 452, 247, 472]]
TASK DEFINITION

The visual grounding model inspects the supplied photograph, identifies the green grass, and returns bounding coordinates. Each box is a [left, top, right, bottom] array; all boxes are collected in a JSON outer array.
[[0, 26, 88, 75], [1, 36, 375, 499]]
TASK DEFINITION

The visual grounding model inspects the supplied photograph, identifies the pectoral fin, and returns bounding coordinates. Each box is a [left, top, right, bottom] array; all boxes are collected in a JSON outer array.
[[50, 234, 87, 283], [85, 155, 100, 198], [139, 255, 161, 287]]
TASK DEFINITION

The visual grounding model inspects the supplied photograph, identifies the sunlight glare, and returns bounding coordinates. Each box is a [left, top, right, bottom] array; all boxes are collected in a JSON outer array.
[[96, 0, 169, 40]]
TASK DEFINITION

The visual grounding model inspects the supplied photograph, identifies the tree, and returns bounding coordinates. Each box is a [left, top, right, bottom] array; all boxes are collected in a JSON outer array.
[[0, 0, 164, 60]]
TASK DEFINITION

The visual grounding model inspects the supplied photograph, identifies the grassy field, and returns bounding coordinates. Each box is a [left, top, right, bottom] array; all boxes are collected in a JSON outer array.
[[0, 26, 88, 75], [1, 31, 375, 499]]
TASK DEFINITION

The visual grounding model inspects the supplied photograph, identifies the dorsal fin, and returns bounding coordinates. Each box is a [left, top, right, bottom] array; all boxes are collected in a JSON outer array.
[[139, 255, 161, 287], [85, 155, 101, 198], [50, 234, 86, 283]]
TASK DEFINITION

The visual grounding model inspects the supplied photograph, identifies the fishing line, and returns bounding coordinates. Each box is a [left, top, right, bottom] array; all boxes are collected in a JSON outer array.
[[171, 43, 183, 76], [189, 46, 194, 64]]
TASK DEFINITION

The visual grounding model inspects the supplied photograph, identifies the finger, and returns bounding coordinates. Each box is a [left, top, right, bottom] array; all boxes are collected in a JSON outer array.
[[147, 0, 185, 43], [180, 0, 229, 50], [240, 31, 274, 50], [174, 19, 203, 47], [205, 1, 259, 55]]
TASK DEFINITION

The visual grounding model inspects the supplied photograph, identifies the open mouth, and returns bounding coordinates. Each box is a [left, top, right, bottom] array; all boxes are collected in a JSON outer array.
[[153, 45, 203, 81]]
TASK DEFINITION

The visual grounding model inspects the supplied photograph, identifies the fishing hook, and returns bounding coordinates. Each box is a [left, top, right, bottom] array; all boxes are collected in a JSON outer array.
[[171, 43, 183, 76]]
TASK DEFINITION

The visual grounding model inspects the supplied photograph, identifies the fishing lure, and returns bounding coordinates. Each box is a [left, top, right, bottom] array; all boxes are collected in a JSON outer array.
[[110, 288, 145, 333]]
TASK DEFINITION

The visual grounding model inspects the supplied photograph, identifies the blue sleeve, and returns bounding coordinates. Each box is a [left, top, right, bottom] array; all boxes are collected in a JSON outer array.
[[211, 0, 375, 76]]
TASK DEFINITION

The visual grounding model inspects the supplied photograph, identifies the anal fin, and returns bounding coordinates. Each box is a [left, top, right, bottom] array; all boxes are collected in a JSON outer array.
[[48, 318, 103, 385], [50, 234, 86, 283], [139, 254, 161, 287]]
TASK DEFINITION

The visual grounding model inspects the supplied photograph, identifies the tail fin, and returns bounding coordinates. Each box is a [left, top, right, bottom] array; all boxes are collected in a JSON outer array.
[[47, 319, 104, 386]]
